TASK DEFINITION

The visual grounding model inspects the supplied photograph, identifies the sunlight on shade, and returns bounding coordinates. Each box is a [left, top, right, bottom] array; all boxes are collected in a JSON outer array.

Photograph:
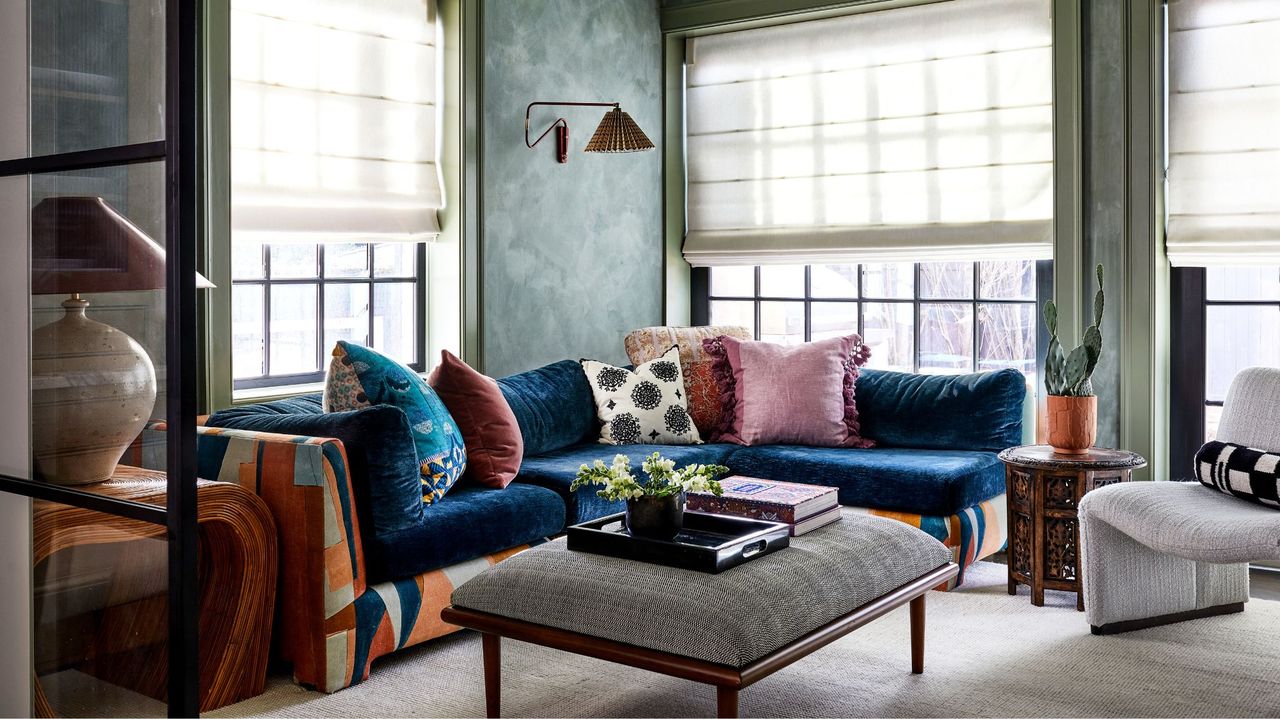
[[229, 0, 443, 242], [684, 0, 1054, 266]]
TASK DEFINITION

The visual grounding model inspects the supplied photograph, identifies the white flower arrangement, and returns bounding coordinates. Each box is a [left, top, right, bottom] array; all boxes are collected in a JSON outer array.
[[570, 451, 727, 502]]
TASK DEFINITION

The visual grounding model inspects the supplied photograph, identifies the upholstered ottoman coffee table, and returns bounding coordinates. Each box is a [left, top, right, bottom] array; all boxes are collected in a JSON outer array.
[[442, 511, 957, 718]]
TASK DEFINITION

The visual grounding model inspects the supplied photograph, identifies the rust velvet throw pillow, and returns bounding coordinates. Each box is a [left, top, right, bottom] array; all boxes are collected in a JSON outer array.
[[427, 350, 523, 488], [624, 325, 754, 438]]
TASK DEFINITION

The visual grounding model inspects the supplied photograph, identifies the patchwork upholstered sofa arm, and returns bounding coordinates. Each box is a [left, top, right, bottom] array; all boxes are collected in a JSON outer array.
[[190, 425, 368, 691]]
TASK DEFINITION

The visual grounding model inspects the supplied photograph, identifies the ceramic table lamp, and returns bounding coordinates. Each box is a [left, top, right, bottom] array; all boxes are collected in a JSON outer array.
[[30, 196, 212, 486]]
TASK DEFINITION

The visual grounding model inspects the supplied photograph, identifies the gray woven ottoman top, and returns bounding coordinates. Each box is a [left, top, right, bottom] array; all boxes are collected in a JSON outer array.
[[450, 510, 950, 667]]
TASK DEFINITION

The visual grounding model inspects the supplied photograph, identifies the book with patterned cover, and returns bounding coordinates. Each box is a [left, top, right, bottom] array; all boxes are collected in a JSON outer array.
[[687, 476, 838, 524]]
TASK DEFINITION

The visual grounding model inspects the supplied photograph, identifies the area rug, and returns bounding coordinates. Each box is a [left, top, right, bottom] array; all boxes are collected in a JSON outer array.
[[207, 561, 1280, 718]]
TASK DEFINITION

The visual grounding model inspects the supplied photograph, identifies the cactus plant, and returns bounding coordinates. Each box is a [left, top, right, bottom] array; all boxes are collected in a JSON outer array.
[[1043, 264, 1105, 397]]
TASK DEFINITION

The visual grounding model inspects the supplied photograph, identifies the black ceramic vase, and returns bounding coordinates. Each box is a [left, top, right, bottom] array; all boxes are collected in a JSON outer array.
[[625, 492, 685, 540]]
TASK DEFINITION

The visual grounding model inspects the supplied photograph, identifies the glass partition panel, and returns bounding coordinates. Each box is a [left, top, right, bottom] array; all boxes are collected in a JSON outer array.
[[34, 503, 168, 718], [27, 0, 165, 158], [30, 163, 167, 485]]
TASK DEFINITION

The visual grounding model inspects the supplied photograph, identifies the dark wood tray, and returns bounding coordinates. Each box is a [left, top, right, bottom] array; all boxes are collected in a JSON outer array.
[[566, 510, 790, 573]]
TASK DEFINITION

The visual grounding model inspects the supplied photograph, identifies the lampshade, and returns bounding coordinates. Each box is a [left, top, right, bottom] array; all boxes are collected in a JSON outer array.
[[30, 196, 214, 294], [584, 107, 655, 154]]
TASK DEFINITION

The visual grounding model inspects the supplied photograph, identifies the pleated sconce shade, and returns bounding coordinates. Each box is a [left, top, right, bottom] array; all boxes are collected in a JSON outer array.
[[584, 108, 655, 153]]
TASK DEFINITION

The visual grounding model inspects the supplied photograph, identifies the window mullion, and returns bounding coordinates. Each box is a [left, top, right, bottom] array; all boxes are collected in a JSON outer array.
[[262, 244, 272, 379], [368, 244, 377, 349], [417, 242, 428, 368], [804, 265, 812, 342], [753, 266, 762, 340], [856, 264, 865, 340], [972, 261, 981, 372], [316, 244, 326, 373], [912, 264, 922, 373]]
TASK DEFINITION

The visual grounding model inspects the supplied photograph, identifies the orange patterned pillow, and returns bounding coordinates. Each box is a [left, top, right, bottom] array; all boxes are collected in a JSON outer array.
[[623, 325, 754, 437]]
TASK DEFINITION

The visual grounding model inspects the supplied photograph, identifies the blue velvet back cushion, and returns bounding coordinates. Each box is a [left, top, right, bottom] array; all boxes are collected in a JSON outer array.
[[497, 360, 597, 456], [856, 368, 1025, 452], [206, 394, 427, 541]]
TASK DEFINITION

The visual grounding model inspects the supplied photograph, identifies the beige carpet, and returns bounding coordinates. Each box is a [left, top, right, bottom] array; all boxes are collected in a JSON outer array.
[[208, 562, 1280, 718]]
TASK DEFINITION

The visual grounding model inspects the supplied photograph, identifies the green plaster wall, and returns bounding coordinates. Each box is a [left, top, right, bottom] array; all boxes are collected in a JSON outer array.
[[1078, 0, 1167, 480], [480, 0, 664, 377], [1082, 0, 1127, 449]]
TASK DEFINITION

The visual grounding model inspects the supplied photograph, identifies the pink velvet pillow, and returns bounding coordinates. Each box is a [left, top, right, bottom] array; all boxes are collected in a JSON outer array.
[[427, 350, 523, 488], [702, 334, 874, 448]]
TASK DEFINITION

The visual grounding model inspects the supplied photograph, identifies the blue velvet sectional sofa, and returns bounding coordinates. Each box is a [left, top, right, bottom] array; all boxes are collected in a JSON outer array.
[[203, 359, 1024, 692]]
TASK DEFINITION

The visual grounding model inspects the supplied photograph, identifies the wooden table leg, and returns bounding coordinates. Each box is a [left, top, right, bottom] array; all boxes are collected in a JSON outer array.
[[483, 633, 501, 718], [716, 686, 738, 718], [910, 594, 925, 674]]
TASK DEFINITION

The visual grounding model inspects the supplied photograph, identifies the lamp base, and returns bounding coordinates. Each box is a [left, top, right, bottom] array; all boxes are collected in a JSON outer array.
[[32, 297, 157, 486]]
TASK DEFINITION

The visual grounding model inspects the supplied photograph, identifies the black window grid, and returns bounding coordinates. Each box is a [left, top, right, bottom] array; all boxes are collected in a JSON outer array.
[[232, 242, 428, 390], [1201, 296, 1280, 408], [703, 262, 1044, 375]]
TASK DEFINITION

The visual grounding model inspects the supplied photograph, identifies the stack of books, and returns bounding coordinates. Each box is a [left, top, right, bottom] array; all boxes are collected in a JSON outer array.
[[687, 476, 842, 536]]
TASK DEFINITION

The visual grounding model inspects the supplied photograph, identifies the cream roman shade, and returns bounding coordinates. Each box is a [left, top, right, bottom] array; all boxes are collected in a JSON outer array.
[[1167, 0, 1280, 266], [683, 0, 1054, 267], [231, 0, 442, 243]]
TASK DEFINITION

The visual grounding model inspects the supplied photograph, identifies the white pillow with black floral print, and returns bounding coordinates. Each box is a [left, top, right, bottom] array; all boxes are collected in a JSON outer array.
[[580, 345, 703, 445]]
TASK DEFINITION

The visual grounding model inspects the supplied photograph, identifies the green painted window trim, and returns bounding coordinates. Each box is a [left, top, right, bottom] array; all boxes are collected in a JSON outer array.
[[662, 0, 1086, 349], [199, 0, 477, 410], [1052, 0, 1084, 351], [455, 0, 484, 372], [200, 0, 231, 414], [661, 0, 944, 33], [1117, 0, 1168, 482]]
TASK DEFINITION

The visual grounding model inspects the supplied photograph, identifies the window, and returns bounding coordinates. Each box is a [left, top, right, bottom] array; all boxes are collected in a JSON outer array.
[[681, 0, 1054, 268], [1166, 2, 1280, 475], [232, 243, 425, 388], [1166, 0, 1280, 267], [1171, 267, 1280, 458], [229, 0, 443, 389], [704, 261, 1043, 378]]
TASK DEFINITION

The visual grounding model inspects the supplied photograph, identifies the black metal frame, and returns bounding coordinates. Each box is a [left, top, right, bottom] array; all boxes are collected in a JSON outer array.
[[231, 242, 428, 390], [1169, 266, 1206, 481], [693, 261, 1048, 375], [0, 0, 202, 714]]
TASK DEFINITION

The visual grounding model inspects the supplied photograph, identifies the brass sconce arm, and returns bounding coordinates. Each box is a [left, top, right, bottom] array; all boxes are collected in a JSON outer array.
[[523, 101, 628, 164]]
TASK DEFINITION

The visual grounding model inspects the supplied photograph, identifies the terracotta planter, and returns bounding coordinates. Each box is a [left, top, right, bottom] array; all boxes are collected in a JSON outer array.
[[1046, 395, 1097, 455]]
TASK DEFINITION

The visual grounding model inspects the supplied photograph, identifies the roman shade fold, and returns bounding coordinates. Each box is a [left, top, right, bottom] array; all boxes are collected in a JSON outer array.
[[231, 0, 443, 243], [682, 0, 1054, 267], [1166, 0, 1280, 266]]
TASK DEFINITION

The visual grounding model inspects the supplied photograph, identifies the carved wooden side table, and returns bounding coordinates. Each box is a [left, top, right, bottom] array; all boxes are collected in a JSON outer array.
[[998, 445, 1146, 611]]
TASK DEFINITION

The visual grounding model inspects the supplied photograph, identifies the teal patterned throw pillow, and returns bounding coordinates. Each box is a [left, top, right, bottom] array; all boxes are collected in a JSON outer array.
[[324, 341, 466, 504]]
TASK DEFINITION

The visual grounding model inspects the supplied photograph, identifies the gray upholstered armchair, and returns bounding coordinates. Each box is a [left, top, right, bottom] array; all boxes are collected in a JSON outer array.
[[1079, 366, 1280, 634]]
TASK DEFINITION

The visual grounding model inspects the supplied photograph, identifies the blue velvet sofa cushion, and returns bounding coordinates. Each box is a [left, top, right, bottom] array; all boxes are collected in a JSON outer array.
[[207, 393, 427, 543], [856, 368, 1025, 452], [724, 445, 1005, 516], [515, 442, 740, 526], [497, 360, 597, 456], [363, 483, 565, 582]]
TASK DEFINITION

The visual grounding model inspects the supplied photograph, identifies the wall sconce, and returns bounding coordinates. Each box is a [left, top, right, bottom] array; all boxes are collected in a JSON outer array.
[[524, 101, 655, 164]]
